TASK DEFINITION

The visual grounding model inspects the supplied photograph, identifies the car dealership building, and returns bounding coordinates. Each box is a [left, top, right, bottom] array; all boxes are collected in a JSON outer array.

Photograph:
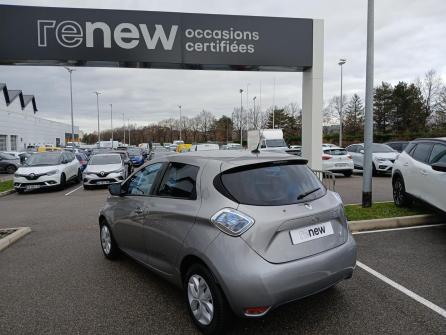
[[0, 83, 79, 151]]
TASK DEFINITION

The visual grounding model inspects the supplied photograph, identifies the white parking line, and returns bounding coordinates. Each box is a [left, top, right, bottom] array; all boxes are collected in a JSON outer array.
[[356, 261, 446, 319], [352, 223, 446, 235], [64, 185, 82, 196]]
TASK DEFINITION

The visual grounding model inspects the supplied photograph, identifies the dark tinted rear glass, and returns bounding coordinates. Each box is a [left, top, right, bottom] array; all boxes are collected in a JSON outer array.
[[325, 148, 348, 156], [429, 144, 446, 164], [218, 162, 325, 206]]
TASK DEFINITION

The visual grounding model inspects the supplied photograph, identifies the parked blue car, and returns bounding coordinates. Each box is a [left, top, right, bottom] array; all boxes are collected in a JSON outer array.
[[127, 148, 145, 167]]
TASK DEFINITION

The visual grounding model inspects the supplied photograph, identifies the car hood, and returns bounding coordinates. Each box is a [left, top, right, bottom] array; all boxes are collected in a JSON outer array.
[[85, 163, 123, 173], [373, 152, 398, 160], [17, 165, 61, 174]]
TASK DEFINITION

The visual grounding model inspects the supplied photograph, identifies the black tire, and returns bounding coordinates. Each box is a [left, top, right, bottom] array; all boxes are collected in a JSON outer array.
[[75, 169, 82, 183], [99, 221, 119, 259], [16, 189, 25, 194], [343, 170, 353, 177], [184, 263, 232, 335], [393, 175, 411, 207], [6, 165, 17, 174], [59, 173, 66, 190]]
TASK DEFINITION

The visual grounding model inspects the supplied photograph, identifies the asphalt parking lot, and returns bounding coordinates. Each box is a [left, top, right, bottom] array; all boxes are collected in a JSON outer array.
[[334, 173, 393, 204], [1, 185, 445, 334]]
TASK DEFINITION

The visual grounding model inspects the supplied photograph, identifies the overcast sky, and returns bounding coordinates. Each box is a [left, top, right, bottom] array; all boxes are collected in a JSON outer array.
[[1, 0, 445, 132]]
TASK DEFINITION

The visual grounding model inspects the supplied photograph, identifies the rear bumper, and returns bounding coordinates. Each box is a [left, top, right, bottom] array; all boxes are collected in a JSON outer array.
[[205, 232, 357, 317]]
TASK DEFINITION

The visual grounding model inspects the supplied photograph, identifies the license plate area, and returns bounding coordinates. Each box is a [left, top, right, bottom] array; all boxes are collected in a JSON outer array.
[[26, 185, 40, 190], [289, 221, 334, 245], [96, 181, 109, 185]]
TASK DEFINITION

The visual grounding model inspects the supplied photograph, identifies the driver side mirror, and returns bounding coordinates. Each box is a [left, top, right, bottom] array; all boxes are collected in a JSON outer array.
[[431, 162, 446, 173], [359, 149, 364, 154], [109, 183, 125, 196]]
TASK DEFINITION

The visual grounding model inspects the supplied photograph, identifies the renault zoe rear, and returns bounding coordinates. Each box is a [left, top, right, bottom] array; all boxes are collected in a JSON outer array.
[[99, 151, 357, 334]]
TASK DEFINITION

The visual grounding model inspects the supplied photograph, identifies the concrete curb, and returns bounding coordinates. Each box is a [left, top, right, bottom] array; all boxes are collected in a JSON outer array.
[[348, 214, 444, 232], [0, 189, 15, 197], [0, 227, 31, 252]]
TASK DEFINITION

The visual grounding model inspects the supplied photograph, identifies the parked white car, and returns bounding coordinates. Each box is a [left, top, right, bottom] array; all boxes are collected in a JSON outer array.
[[346, 143, 398, 175], [322, 146, 354, 177], [392, 138, 446, 212], [83, 153, 127, 189], [190, 143, 220, 151], [14, 151, 81, 193]]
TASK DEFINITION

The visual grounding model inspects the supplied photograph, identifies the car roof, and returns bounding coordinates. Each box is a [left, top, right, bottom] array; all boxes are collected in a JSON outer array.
[[148, 150, 307, 170], [413, 137, 446, 142]]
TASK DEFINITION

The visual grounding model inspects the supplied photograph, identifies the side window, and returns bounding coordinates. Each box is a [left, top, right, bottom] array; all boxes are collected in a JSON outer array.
[[127, 163, 163, 196], [346, 145, 355, 153], [411, 143, 433, 163], [405, 142, 416, 154], [157, 162, 199, 200], [429, 144, 446, 164]]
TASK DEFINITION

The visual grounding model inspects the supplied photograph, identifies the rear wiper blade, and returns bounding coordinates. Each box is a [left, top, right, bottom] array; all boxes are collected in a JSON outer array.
[[297, 187, 321, 200]]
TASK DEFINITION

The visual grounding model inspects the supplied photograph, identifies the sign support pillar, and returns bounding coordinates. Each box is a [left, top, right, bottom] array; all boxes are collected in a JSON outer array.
[[302, 19, 323, 171]]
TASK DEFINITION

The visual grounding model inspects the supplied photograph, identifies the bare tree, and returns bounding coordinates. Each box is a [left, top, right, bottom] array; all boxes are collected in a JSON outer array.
[[416, 69, 443, 124]]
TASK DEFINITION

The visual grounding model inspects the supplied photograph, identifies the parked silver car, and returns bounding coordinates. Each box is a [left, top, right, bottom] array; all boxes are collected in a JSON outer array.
[[99, 151, 357, 334], [0, 152, 20, 174], [83, 153, 127, 189]]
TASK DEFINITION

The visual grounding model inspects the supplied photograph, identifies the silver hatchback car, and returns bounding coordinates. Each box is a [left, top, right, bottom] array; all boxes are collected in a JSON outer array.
[[99, 151, 357, 334]]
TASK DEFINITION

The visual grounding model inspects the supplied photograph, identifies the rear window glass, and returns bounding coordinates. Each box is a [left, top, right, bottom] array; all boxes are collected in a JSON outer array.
[[217, 162, 326, 206], [324, 148, 348, 156], [429, 144, 446, 164]]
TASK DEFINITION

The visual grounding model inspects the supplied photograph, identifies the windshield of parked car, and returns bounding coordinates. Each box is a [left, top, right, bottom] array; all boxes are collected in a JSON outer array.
[[265, 139, 287, 148], [89, 155, 121, 165], [218, 161, 326, 206], [153, 146, 169, 152], [25, 153, 61, 166], [372, 144, 395, 153]]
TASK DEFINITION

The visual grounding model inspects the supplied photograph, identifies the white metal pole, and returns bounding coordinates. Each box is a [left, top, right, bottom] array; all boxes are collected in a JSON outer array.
[[123, 112, 125, 145], [94, 91, 101, 147], [128, 119, 130, 146], [273, 77, 276, 128], [110, 104, 113, 149], [178, 105, 182, 141], [239, 89, 243, 146], [362, 0, 374, 207], [65, 67, 75, 147]]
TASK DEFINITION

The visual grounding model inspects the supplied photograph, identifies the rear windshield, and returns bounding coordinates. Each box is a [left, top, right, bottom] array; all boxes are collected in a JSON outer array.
[[324, 148, 348, 156], [216, 161, 326, 206]]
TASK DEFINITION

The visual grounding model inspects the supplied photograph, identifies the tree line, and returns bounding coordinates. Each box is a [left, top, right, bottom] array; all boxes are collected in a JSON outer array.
[[82, 69, 446, 146]]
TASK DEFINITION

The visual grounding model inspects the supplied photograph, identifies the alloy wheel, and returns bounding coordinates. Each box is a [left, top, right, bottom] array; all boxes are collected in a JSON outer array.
[[187, 274, 214, 326], [100, 225, 112, 255]]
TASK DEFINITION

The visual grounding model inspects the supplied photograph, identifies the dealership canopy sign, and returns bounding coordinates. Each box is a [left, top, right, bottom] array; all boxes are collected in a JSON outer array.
[[0, 5, 313, 71]]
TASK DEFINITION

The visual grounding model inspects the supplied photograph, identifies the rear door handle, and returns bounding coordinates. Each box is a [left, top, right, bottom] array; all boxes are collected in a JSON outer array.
[[420, 170, 428, 175], [403, 162, 409, 167], [135, 207, 144, 215]]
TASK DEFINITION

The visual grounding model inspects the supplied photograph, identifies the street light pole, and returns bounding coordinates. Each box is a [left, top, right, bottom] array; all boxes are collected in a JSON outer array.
[[128, 119, 131, 146], [110, 104, 113, 149], [64, 67, 75, 147], [338, 58, 346, 147], [94, 91, 101, 147], [178, 105, 182, 141], [253, 96, 257, 128], [362, 0, 375, 207], [239, 89, 244, 146], [122, 113, 125, 145]]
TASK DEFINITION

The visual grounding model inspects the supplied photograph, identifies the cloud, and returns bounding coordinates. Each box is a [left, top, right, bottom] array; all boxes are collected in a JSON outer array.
[[0, 0, 445, 132]]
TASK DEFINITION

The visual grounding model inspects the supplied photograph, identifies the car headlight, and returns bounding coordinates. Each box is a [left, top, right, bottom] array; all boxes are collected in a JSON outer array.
[[14, 173, 25, 177], [376, 158, 387, 162], [210, 208, 255, 236], [46, 169, 59, 176], [110, 168, 125, 173]]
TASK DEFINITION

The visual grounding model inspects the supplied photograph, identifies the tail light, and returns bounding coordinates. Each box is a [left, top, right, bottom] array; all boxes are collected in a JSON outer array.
[[322, 154, 332, 160], [244, 306, 270, 316], [210, 208, 255, 236]]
